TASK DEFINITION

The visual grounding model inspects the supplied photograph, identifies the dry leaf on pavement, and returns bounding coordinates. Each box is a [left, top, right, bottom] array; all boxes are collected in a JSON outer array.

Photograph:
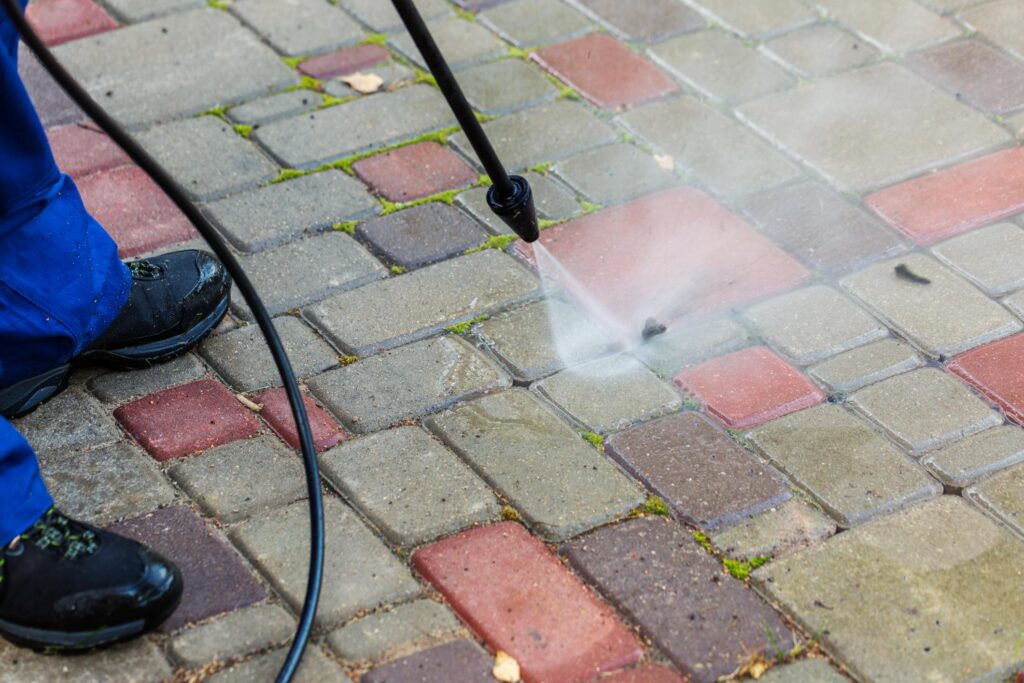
[[654, 153, 674, 171], [492, 650, 521, 682], [341, 71, 384, 94]]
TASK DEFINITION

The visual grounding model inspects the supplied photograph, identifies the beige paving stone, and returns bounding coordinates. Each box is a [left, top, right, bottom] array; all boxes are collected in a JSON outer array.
[[0, 638, 171, 683], [709, 499, 837, 561], [766, 23, 879, 77], [808, 338, 923, 393], [758, 658, 849, 683], [1004, 288, 1024, 318], [923, 424, 1024, 488], [818, 0, 961, 52], [961, 0, 1024, 60], [753, 496, 1024, 683], [693, 0, 815, 37], [633, 317, 750, 378], [966, 461, 1024, 536], [841, 254, 1022, 358], [207, 646, 350, 683], [932, 222, 1024, 296], [169, 603, 295, 667], [327, 599, 464, 664]]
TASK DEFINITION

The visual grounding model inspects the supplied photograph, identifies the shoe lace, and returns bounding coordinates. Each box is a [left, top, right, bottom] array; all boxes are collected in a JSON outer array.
[[127, 259, 164, 280], [20, 508, 100, 560]]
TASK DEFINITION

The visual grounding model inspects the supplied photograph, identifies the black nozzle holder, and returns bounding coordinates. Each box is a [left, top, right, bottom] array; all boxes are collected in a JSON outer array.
[[390, 0, 539, 243]]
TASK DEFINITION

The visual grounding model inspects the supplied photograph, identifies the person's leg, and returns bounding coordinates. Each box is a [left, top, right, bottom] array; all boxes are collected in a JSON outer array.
[[0, 419, 51, 546]]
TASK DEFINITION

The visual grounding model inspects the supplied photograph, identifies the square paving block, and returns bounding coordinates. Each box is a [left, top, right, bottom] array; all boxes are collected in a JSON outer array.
[[949, 333, 1024, 425], [808, 338, 923, 393], [910, 39, 1024, 114], [923, 424, 1024, 489], [13, 387, 120, 455], [391, 17, 506, 71], [576, 0, 704, 43], [232, 0, 361, 56], [356, 203, 487, 269], [695, 0, 815, 37], [966, 461, 1024, 536], [479, 0, 592, 46], [710, 499, 837, 561], [749, 404, 942, 526], [170, 603, 295, 668], [326, 599, 463, 664], [361, 640, 494, 683], [958, 0, 1024, 60], [553, 143, 677, 205], [818, 0, 960, 52], [766, 23, 878, 77], [932, 222, 1024, 295], [458, 58, 559, 115]]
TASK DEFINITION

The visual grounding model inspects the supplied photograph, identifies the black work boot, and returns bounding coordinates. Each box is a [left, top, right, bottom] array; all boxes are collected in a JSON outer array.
[[0, 250, 230, 418], [0, 508, 183, 652]]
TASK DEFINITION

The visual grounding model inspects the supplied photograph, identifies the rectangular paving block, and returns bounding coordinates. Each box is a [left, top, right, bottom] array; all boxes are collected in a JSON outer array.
[[14, 387, 120, 455], [562, 517, 793, 683], [354, 142, 477, 204], [1005, 288, 1024, 319], [47, 122, 129, 180], [89, 353, 208, 405], [961, 0, 1024, 60], [480, 0, 592, 47], [749, 404, 942, 526], [427, 390, 645, 541], [932, 222, 1024, 296], [759, 659, 849, 683], [356, 203, 486, 269], [169, 602, 295, 668], [361, 640, 494, 683], [818, 0, 960, 52], [207, 646, 350, 683], [576, 0, 704, 43], [840, 254, 1022, 358], [54, 9, 297, 126], [458, 58, 559, 116], [390, 17, 506, 70], [552, 143, 677, 205], [26, 0, 118, 46], [709, 499, 837, 561], [755, 496, 1024, 682], [808, 338, 923, 393], [910, 39, 1024, 114], [766, 23, 878, 77], [923, 424, 1024, 489], [599, 666, 686, 683], [254, 388, 347, 453], [605, 412, 791, 530], [966, 461, 1024, 536], [231, 0, 361, 57], [949, 332, 1024, 426], [307, 249, 539, 355], [327, 599, 463, 664], [0, 638, 171, 683], [231, 497, 420, 629], [632, 317, 750, 378], [695, 0, 814, 37], [228, 90, 323, 126], [338, 0, 452, 32], [414, 522, 642, 683]]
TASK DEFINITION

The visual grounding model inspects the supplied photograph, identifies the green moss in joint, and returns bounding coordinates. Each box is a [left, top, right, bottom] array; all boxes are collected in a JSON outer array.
[[723, 558, 752, 580], [454, 7, 476, 21], [414, 68, 438, 88], [445, 314, 490, 335], [557, 87, 581, 101], [361, 33, 389, 46], [526, 161, 552, 175], [691, 530, 715, 553], [538, 217, 565, 230], [333, 221, 358, 235], [390, 265, 407, 275], [318, 94, 353, 110], [287, 75, 323, 93], [578, 199, 602, 214], [642, 495, 670, 516], [680, 395, 702, 411], [475, 111, 498, 123], [464, 234, 518, 254], [580, 431, 604, 449], [340, 355, 359, 366], [332, 125, 459, 176], [232, 123, 253, 139], [727, 429, 756, 452], [202, 105, 230, 122], [500, 506, 521, 522], [269, 168, 310, 185], [207, 0, 229, 10], [478, 174, 493, 187], [281, 56, 306, 69], [506, 46, 530, 60]]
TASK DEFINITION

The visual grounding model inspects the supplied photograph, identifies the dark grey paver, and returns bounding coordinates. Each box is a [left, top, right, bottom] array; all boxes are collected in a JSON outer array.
[[427, 390, 644, 541], [231, 0, 362, 57], [459, 58, 559, 115], [456, 171, 580, 234], [909, 39, 1024, 114], [362, 640, 495, 683], [808, 338, 923, 393], [327, 599, 463, 664], [89, 353, 208, 404], [479, 0, 592, 47], [606, 412, 791, 530], [577, 0, 704, 43], [562, 517, 793, 683], [966, 462, 1024, 536], [0, 639, 171, 683], [103, 0, 203, 21], [767, 23, 879, 77], [710, 499, 837, 561], [169, 603, 295, 668], [553, 143, 676, 205], [207, 646, 350, 683], [356, 203, 487, 269], [818, 0, 960, 52], [229, 91, 323, 126], [696, 0, 815, 37], [932, 222, 1024, 296], [923, 425, 1024, 489], [391, 18, 506, 70], [307, 335, 510, 434], [339, 0, 452, 31], [14, 388, 120, 454]]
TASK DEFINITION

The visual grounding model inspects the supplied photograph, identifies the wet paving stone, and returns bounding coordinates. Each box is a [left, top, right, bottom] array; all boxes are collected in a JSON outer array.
[[923, 424, 1024, 489], [749, 404, 941, 527], [356, 203, 487, 269], [553, 143, 677, 205], [391, 17, 506, 71], [228, 91, 323, 126], [695, 0, 815, 37], [414, 522, 642, 682], [308, 335, 510, 434], [354, 143, 477, 203], [808, 338, 923, 393], [14, 388, 120, 455], [605, 412, 791, 530], [231, 0, 361, 57], [108, 506, 267, 632], [480, 0, 592, 46], [207, 646, 350, 683], [840, 254, 1022, 358], [327, 599, 463, 664], [0, 638, 171, 683], [254, 388, 347, 453], [458, 58, 559, 116], [319, 426, 500, 547], [949, 333, 1024, 425], [966, 461, 1024, 536], [818, 0, 960, 52], [231, 497, 420, 629], [361, 640, 494, 683], [456, 171, 580, 234], [576, 0, 703, 43], [633, 318, 750, 378], [910, 39, 1024, 114], [674, 347, 824, 430], [47, 122, 129, 180], [960, 0, 1024, 61], [766, 23, 878, 77], [26, 0, 117, 46], [534, 34, 677, 110], [338, 0, 452, 32], [89, 353, 208, 405], [169, 602, 294, 668], [114, 379, 262, 461], [755, 495, 1024, 682], [562, 517, 792, 683], [710, 499, 837, 561], [427, 390, 644, 541], [867, 147, 1024, 244], [932, 222, 1024, 296]]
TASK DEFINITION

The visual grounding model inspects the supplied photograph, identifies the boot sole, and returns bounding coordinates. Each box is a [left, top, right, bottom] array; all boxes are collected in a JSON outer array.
[[0, 365, 72, 420]]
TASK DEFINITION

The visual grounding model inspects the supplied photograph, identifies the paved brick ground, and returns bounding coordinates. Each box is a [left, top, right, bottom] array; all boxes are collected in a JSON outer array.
[[9, 1, 1024, 681]]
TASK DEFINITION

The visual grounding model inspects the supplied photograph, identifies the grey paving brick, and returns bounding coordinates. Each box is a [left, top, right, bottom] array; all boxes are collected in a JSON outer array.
[[205, 171, 377, 253], [232, 497, 420, 628], [923, 424, 1024, 489], [357, 203, 487, 269], [391, 18, 506, 70], [758, 659, 849, 683], [808, 338, 923, 393], [327, 599, 463, 664], [39, 442, 176, 525], [633, 317, 750, 378], [456, 171, 580, 234], [54, 9, 297, 127], [231, 232, 387, 321], [231, 0, 362, 57], [535, 355, 681, 433], [320, 426, 500, 545], [452, 100, 617, 173], [169, 603, 295, 668], [961, 0, 1024, 61], [255, 85, 455, 169], [696, 0, 815, 37], [750, 404, 942, 526], [229, 91, 324, 126], [553, 143, 676, 205], [932, 222, 1024, 296], [743, 286, 886, 364], [137, 116, 277, 201], [427, 389, 645, 541], [818, 0, 960, 53], [89, 353, 207, 404], [577, 0, 704, 43], [13, 388, 120, 455], [479, 0, 592, 47], [308, 335, 510, 433], [755, 496, 1024, 682], [738, 63, 1008, 191], [621, 96, 800, 197], [207, 646, 351, 683], [766, 23, 879, 77], [651, 30, 795, 103], [0, 638, 171, 683], [307, 250, 539, 355], [1005, 288, 1024, 319], [339, 0, 452, 31], [710, 499, 837, 561], [966, 461, 1024, 536], [361, 641, 494, 683], [103, 0, 203, 22], [841, 254, 1022, 358], [459, 58, 559, 115]]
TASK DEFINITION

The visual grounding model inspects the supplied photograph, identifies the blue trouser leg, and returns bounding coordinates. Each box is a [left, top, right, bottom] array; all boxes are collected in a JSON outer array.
[[0, 0, 131, 542]]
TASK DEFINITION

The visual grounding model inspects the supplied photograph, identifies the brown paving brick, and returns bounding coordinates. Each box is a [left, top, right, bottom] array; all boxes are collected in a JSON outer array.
[[867, 147, 1024, 245], [115, 379, 262, 461], [595, 666, 685, 683], [606, 412, 790, 530], [298, 43, 390, 80], [48, 122, 129, 180], [26, 0, 117, 46], [674, 347, 825, 430], [949, 333, 1024, 425], [254, 387, 347, 453], [107, 506, 266, 633], [362, 640, 494, 683], [910, 39, 1024, 115], [413, 522, 642, 683], [562, 517, 793, 683], [353, 142, 478, 203], [576, 0, 703, 43], [533, 34, 678, 110]]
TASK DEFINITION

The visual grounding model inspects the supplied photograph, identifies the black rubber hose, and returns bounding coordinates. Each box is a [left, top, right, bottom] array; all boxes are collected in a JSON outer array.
[[0, 4, 325, 682]]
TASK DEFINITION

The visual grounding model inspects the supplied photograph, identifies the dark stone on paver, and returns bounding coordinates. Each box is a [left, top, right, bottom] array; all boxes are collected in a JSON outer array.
[[554, 143, 676, 205], [459, 58, 559, 115], [54, 9, 297, 127], [606, 412, 791, 530], [0, 638, 171, 683], [254, 388, 347, 453], [47, 122, 130, 180], [18, 45, 82, 127], [356, 203, 487, 268], [923, 425, 1024, 489], [353, 143, 478, 203], [479, 0, 592, 47], [102, 0, 202, 21], [89, 353, 208, 404], [207, 646, 351, 683], [327, 599, 463, 663], [231, 232, 386, 320], [391, 17, 506, 71], [26, 0, 117, 46], [170, 603, 294, 668], [633, 318, 750, 378], [740, 180, 905, 273], [577, 0, 703, 43], [766, 24, 878, 77], [339, 0, 452, 31], [108, 506, 266, 632], [231, 0, 362, 57], [299, 44, 390, 80], [562, 517, 793, 683], [362, 640, 494, 683], [228, 91, 323, 126], [710, 499, 837, 561], [13, 388, 120, 454], [114, 379, 261, 461], [456, 171, 579, 234], [966, 461, 1024, 536]]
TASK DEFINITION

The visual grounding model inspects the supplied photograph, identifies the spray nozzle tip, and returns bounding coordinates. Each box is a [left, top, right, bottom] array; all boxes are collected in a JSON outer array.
[[487, 175, 539, 243]]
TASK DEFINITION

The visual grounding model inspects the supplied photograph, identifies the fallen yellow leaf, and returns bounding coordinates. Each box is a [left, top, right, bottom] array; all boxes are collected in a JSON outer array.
[[341, 71, 384, 94], [654, 153, 674, 171], [492, 650, 521, 682]]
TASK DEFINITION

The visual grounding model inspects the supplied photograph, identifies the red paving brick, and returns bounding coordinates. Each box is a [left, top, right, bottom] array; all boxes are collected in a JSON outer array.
[[78, 164, 198, 258], [254, 387, 347, 453], [299, 43, 390, 80], [534, 34, 678, 110], [25, 0, 117, 46], [949, 334, 1024, 426], [674, 346, 824, 429], [866, 148, 1024, 245], [47, 122, 130, 180], [115, 379, 261, 461], [353, 142, 478, 203], [594, 666, 686, 683], [512, 187, 809, 329], [413, 522, 642, 683]]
